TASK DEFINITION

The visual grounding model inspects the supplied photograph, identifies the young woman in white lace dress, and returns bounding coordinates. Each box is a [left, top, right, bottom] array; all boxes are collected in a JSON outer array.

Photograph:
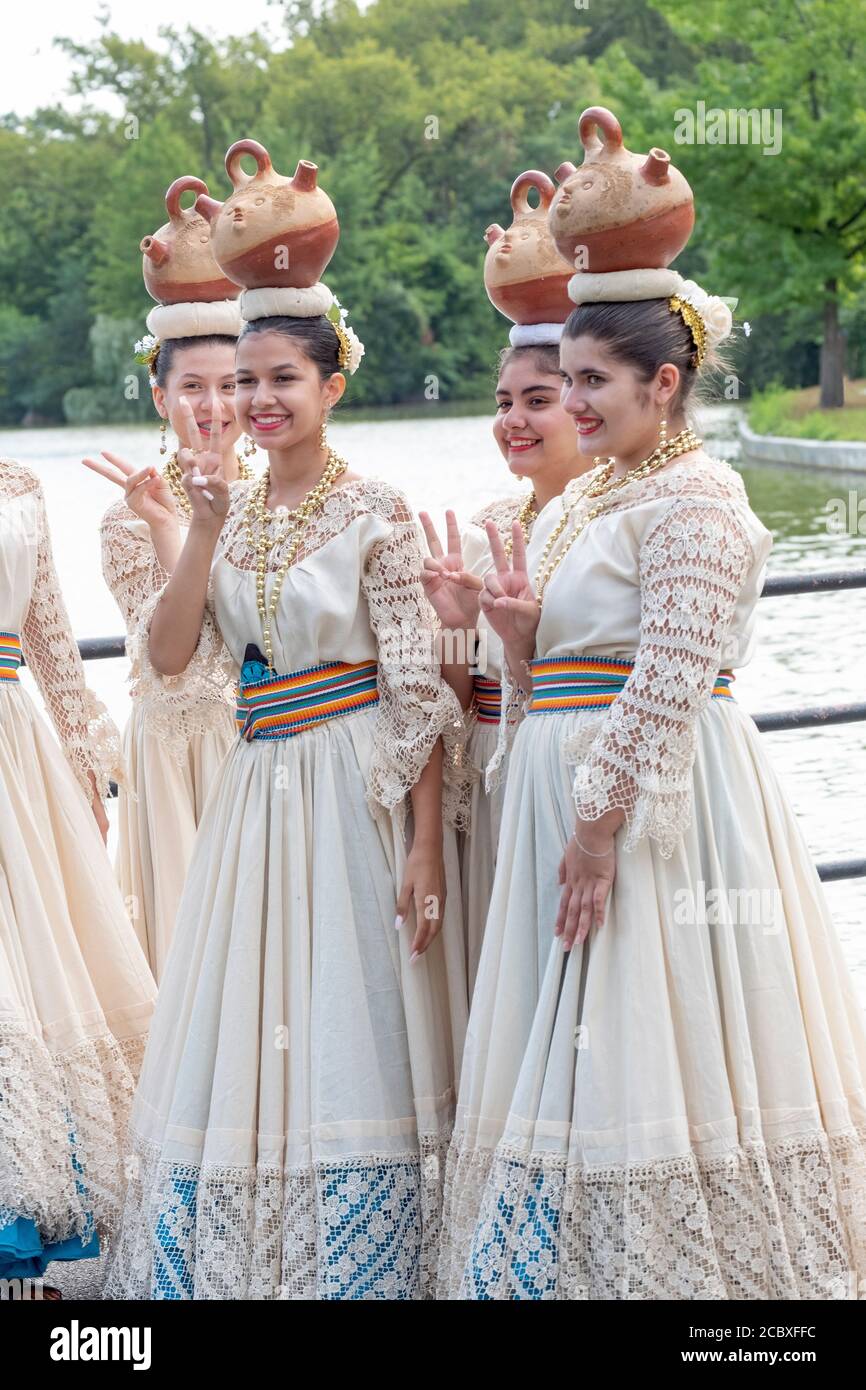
[[106, 314, 469, 1300], [84, 334, 250, 980], [421, 343, 591, 991], [0, 459, 156, 1285], [438, 299, 866, 1300]]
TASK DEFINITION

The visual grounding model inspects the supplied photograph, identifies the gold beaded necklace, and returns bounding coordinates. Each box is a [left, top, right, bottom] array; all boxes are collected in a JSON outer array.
[[242, 448, 349, 671], [534, 428, 702, 609], [162, 452, 253, 519], [503, 491, 539, 559]]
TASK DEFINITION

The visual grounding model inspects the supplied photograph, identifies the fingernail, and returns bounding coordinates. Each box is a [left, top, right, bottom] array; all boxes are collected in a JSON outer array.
[[394, 915, 403, 931], [410, 950, 421, 964]]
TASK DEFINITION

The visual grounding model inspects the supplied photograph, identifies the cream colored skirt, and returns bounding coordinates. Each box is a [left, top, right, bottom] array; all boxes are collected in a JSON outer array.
[[459, 721, 506, 998], [0, 683, 155, 1246], [440, 700, 866, 1300], [116, 701, 235, 980], [106, 707, 468, 1299]]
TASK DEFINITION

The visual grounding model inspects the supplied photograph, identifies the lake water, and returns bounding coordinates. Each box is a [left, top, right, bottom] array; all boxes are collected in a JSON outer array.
[[3, 404, 865, 1002]]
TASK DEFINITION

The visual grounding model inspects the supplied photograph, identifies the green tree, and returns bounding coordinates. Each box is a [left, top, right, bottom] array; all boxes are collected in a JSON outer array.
[[63, 314, 152, 424], [650, 0, 866, 407]]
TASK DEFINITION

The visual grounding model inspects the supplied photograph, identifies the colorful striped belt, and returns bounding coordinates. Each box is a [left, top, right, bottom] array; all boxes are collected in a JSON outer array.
[[0, 632, 22, 682], [526, 655, 735, 714], [235, 651, 379, 742], [472, 674, 502, 724]]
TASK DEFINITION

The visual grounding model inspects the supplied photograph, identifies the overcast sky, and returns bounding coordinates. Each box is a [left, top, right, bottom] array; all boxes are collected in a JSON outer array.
[[0, 1, 307, 117]]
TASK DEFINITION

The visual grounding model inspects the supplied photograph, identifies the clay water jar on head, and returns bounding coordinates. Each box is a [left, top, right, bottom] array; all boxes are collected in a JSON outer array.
[[483, 170, 575, 324], [549, 106, 694, 272], [195, 139, 340, 290], [140, 176, 241, 305]]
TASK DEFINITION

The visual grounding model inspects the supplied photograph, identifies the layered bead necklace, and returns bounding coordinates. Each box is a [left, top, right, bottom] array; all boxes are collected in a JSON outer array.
[[533, 427, 702, 609], [241, 448, 349, 671], [162, 452, 253, 519], [503, 491, 539, 559]]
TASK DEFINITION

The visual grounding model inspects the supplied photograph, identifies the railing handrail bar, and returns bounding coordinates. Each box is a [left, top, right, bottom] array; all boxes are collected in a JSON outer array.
[[12, 564, 866, 879], [761, 567, 866, 596]]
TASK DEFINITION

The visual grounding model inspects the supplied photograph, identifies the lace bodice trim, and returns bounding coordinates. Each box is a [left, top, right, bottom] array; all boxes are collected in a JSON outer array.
[[468, 495, 525, 544], [136, 476, 472, 825]]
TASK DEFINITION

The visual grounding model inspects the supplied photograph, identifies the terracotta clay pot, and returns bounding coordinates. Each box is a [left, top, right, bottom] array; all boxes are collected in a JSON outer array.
[[483, 170, 574, 325], [140, 177, 241, 305], [548, 107, 694, 272], [195, 139, 340, 290]]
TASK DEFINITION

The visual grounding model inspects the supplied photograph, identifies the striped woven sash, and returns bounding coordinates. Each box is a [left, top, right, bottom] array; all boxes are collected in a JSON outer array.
[[236, 652, 379, 742], [0, 632, 22, 681], [526, 655, 735, 714], [472, 674, 502, 725]]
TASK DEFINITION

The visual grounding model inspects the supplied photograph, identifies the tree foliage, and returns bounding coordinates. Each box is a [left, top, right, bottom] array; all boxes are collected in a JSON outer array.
[[0, 0, 860, 422]]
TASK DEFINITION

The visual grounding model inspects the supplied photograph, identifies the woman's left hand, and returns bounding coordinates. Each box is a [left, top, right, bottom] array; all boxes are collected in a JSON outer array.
[[555, 822, 617, 950], [395, 841, 446, 960]]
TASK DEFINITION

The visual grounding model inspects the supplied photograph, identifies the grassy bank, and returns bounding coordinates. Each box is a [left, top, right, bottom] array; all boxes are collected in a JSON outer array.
[[747, 381, 866, 441]]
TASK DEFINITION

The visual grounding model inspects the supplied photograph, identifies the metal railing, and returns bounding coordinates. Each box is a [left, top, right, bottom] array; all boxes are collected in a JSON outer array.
[[748, 566, 866, 882], [30, 564, 866, 884]]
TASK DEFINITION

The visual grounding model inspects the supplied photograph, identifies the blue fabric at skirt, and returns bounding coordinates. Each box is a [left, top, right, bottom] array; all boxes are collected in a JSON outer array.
[[0, 1213, 99, 1280]]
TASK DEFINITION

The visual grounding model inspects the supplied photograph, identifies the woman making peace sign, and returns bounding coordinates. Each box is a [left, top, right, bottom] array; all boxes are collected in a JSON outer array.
[[439, 298, 866, 1302]]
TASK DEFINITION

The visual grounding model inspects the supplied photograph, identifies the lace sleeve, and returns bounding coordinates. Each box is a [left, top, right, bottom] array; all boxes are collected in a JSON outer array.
[[566, 496, 755, 857], [100, 499, 168, 636], [21, 476, 124, 799], [361, 499, 471, 828]]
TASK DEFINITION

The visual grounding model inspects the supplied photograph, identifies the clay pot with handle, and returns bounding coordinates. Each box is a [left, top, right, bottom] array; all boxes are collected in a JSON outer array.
[[140, 176, 242, 305], [548, 106, 694, 272], [483, 170, 575, 324], [195, 139, 340, 290]]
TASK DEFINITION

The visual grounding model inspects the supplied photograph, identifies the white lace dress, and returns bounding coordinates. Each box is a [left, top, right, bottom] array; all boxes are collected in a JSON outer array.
[[0, 461, 156, 1265], [459, 497, 537, 993], [106, 477, 471, 1300], [101, 498, 236, 980], [439, 455, 866, 1300]]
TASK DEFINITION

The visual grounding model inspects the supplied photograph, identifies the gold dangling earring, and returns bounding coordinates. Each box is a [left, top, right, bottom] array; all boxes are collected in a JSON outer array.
[[658, 413, 668, 453], [318, 416, 328, 451], [159, 418, 168, 456], [243, 435, 257, 458]]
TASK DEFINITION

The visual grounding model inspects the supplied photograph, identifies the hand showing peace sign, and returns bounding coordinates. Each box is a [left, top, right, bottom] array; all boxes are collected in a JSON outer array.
[[478, 518, 540, 649], [81, 451, 177, 533], [418, 509, 484, 632], [175, 391, 230, 525]]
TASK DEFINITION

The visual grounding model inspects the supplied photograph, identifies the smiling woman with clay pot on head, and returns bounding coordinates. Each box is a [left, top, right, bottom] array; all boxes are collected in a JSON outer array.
[[82, 175, 256, 983], [439, 107, 866, 1303], [419, 168, 594, 994]]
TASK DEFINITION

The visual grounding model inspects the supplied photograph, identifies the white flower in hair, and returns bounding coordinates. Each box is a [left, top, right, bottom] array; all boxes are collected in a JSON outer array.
[[675, 280, 735, 349], [342, 323, 365, 374], [133, 333, 159, 359], [133, 332, 161, 386]]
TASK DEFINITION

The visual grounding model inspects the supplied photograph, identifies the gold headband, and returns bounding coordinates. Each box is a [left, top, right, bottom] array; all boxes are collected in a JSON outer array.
[[332, 318, 351, 371], [668, 295, 707, 367]]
